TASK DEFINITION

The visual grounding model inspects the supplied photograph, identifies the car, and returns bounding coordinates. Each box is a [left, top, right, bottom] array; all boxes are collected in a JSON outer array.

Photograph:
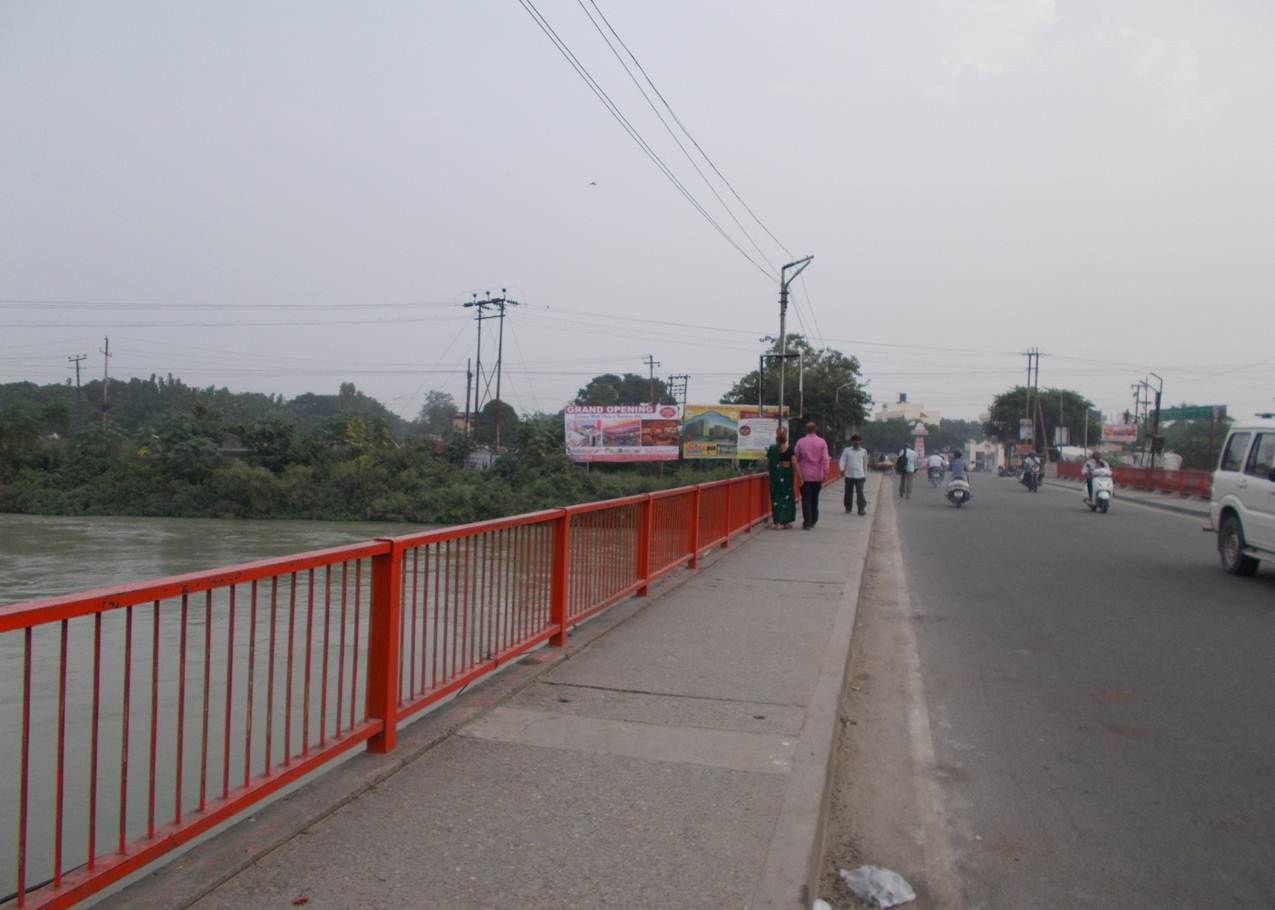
[[1210, 414, 1275, 576]]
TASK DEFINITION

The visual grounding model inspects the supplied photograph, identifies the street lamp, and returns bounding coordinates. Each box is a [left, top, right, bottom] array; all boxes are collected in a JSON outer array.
[[776, 256, 813, 427]]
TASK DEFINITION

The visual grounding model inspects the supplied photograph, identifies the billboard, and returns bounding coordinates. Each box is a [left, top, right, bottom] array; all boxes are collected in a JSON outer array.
[[564, 404, 682, 463], [682, 405, 780, 460], [1102, 423, 1137, 444]]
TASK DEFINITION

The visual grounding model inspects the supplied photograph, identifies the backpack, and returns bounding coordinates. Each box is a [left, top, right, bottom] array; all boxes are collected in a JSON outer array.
[[895, 451, 907, 474]]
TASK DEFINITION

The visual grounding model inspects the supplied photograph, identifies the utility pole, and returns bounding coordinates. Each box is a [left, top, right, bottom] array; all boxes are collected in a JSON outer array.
[[644, 354, 661, 406], [464, 357, 473, 435], [463, 290, 521, 450], [99, 337, 111, 428], [1023, 348, 1041, 451], [68, 353, 87, 406], [777, 256, 814, 428], [1147, 372, 1163, 470], [667, 374, 688, 408]]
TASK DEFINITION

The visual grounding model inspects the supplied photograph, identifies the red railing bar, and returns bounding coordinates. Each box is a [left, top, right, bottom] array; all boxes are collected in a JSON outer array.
[[199, 592, 211, 811], [244, 581, 257, 789], [336, 563, 348, 739], [17, 627, 33, 906], [0, 541, 389, 630], [264, 580, 278, 775], [302, 570, 314, 756], [22, 720, 382, 910], [388, 509, 562, 549], [320, 566, 332, 745], [119, 605, 133, 854], [54, 619, 68, 887], [284, 575, 295, 767], [221, 586, 235, 801], [350, 561, 362, 731], [407, 550, 418, 701], [147, 600, 160, 840], [88, 613, 101, 868], [176, 595, 187, 825]]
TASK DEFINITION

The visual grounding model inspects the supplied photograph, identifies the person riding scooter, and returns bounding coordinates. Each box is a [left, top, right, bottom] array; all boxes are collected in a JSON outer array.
[[926, 451, 946, 487], [1021, 452, 1042, 492], [1081, 451, 1108, 501]]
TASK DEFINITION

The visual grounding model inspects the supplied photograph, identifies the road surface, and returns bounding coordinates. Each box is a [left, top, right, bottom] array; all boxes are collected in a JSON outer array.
[[822, 473, 1275, 908]]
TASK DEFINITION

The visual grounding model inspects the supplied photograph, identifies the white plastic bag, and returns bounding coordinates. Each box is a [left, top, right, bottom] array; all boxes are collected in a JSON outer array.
[[839, 865, 916, 908]]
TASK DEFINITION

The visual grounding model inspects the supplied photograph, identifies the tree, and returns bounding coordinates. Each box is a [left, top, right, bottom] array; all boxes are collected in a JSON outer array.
[[984, 387, 1102, 451], [574, 373, 674, 406], [416, 390, 459, 437], [1163, 418, 1231, 470], [472, 400, 519, 447], [721, 335, 870, 446]]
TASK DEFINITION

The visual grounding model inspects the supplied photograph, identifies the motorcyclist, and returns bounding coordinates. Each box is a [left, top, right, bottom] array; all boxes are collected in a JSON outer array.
[[1022, 452, 1041, 490], [925, 451, 946, 485], [1081, 450, 1108, 501]]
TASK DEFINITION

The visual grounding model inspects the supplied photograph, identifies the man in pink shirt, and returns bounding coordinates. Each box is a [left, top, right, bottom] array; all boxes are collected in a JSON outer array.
[[793, 421, 830, 529]]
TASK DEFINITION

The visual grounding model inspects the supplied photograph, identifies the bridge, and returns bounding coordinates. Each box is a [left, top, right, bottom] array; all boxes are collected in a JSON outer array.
[[1, 469, 857, 909]]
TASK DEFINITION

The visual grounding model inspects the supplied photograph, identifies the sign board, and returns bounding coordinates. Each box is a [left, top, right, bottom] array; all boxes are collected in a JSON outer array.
[[1019, 418, 1033, 441], [564, 404, 682, 463], [1159, 405, 1225, 421], [1102, 423, 1137, 444], [682, 405, 781, 460], [1053, 426, 1070, 445]]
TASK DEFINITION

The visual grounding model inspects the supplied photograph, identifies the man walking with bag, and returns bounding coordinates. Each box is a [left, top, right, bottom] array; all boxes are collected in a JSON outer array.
[[794, 421, 830, 529], [839, 434, 869, 515]]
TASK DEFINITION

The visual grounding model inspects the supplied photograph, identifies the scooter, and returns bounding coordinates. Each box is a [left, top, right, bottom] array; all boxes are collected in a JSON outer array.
[[1085, 466, 1114, 513], [1020, 463, 1041, 492], [946, 478, 972, 507], [928, 466, 944, 487]]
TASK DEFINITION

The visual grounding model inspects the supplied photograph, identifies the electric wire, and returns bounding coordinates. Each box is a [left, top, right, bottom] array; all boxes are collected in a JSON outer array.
[[515, 0, 774, 280]]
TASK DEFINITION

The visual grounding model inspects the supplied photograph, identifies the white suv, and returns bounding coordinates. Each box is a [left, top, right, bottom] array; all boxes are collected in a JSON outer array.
[[1211, 414, 1275, 576]]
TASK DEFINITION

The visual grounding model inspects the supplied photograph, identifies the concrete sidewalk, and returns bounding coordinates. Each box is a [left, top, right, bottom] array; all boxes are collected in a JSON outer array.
[[104, 478, 881, 910]]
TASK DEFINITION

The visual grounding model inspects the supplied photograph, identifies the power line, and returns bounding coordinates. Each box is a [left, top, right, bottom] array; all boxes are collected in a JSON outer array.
[[515, 0, 773, 280], [582, 0, 793, 258], [574, 0, 777, 273]]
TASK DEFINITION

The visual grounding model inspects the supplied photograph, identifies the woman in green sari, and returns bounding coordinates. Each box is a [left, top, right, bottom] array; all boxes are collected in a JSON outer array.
[[766, 428, 801, 528]]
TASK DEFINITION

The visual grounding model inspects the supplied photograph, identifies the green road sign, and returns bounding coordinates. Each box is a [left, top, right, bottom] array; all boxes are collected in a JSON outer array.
[[1159, 405, 1225, 421]]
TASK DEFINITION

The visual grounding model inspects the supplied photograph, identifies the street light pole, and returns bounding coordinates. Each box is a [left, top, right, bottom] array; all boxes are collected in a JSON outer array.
[[777, 256, 813, 429]]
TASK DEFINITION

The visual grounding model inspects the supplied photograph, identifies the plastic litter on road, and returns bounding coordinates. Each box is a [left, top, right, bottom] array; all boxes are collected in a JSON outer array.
[[839, 865, 917, 908]]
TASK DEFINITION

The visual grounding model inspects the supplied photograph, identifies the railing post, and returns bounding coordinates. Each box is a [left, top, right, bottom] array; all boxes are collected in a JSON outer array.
[[743, 477, 754, 533], [366, 540, 402, 754], [688, 486, 702, 569], [550, 510, 570, 646], [722, 481, 733, 548], [636, 494, 653, 597]]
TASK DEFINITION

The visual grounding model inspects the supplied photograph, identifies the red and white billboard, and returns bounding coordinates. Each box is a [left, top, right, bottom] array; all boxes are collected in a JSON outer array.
[[1102, 423, 1137, 444], [564, 404, 682, 463]]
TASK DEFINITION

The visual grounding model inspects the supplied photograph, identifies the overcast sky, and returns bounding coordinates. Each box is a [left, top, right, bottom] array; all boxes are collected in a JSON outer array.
[[2, 1, 1272, 424]]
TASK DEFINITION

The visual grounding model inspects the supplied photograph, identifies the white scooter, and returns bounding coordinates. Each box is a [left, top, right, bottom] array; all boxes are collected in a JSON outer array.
[[1085, 466, 1114, 513], [946, 478, 972, 507]]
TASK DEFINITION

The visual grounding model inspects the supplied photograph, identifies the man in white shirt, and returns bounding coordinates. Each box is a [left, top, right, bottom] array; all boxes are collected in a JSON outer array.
[[839, 434, 869, 515], [897, 444, 918, 499], [926, 452, 947, 471]]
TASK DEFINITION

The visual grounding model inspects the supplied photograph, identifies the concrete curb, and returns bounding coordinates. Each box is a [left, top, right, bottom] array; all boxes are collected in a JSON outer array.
[[1041, 479, 1210, 519], [97, 531, 762, 910], [752, 475, 883, 910]]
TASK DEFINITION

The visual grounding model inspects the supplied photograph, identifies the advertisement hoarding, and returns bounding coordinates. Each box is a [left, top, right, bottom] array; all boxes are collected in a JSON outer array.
[[682, 405, 780, 460], [1102, 423, 1137, 444], [564, 404, 682, 463]]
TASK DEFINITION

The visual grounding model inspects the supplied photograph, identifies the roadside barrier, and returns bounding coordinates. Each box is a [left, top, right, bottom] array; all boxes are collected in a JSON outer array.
[[0, 470, 797, 909], [1056, 461, 1211, 498]]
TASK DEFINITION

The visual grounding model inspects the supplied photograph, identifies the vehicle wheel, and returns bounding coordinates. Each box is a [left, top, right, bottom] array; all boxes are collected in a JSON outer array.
[[1089, 503, 1097, 512], [1099, 499, 1109, 513], [955, 499, 963, 508], [1219, 515, 1260, 576]]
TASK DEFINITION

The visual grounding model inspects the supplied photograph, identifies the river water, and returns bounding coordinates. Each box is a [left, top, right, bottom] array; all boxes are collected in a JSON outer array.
[[0, 513, 427, 901]]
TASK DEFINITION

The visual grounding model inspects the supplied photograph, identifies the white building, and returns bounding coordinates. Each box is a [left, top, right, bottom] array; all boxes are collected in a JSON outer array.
[[876, 393, 941, 425]]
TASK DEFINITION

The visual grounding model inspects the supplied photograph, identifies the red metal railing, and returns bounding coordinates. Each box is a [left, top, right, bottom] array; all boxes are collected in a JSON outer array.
[[0, 472, 775, 909], [1056, 461, 1211, 498]]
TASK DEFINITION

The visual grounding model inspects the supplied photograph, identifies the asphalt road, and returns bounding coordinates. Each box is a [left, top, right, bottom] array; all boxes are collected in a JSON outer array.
[[890, 473, 1275, 908]]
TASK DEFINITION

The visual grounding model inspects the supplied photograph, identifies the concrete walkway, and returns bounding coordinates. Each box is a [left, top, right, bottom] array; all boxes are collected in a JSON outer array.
[[104, 478, 881, 910]]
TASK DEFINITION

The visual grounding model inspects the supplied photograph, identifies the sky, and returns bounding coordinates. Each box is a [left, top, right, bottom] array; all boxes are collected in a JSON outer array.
[[2, 0, 1272, 424]]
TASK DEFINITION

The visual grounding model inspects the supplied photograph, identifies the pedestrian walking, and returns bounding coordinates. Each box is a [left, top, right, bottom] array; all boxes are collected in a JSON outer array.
[[839, 434, 869, 515], [765, 428, 800, 529], [897, 443, 917, 499], [793, 421, 830, 529]]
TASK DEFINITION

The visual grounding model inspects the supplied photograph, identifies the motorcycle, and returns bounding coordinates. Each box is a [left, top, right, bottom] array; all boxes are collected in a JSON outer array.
[[1020, 462, 1041, 492], [927, 465, 944, 487], [1085, 466, 1114, 513], [946, 478, 972, 507]]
